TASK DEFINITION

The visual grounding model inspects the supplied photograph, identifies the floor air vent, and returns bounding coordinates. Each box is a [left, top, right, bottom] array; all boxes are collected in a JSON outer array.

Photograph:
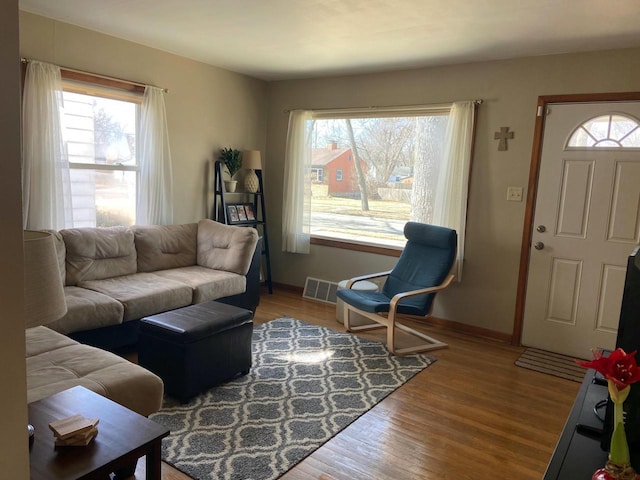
[[303, 277, 339, 304]]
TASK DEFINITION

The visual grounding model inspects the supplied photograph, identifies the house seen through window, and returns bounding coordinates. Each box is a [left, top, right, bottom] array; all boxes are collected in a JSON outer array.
[[62, 84, 140, 227], [308, 112, 449, 247]]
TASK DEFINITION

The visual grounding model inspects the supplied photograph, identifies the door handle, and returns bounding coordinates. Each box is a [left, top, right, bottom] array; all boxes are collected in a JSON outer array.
[[536, 225, 546, 233], [534, 241, 545, 250]]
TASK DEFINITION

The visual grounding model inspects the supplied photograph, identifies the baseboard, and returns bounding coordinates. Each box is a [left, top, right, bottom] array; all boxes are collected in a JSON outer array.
[[273, 281, 512, 344], [412, 315, 512, 344], [271, 282, 303, 294]]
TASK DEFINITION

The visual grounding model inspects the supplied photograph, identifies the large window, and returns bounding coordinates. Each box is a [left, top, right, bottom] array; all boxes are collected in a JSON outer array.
[[62, 84, 140, 227], [308, 111, 450, 248], [283, 102, 476, 280], [22, 60, 172, 231]]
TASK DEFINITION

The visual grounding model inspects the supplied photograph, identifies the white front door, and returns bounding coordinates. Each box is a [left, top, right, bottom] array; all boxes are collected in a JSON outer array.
[[522, 102, 640, 359]]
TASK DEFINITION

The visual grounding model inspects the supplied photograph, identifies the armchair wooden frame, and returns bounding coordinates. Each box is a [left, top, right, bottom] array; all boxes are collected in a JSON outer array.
[[342, 270, 455, 355]]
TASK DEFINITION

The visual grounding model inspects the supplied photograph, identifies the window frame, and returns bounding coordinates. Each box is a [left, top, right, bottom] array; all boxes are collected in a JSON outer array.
[[306, 106, 451, 254], [566, 112, 640, 150], [311, 235, 403, 256], [61, 76, 142, 227], [311, 167, 324, 183]]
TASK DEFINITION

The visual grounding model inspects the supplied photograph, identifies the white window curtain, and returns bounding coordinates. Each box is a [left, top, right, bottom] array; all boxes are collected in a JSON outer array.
[[22, 60, 73, 230], [282, 110, 313, 253], [432, 101, 477, 281], [137, 86, 174, 225]]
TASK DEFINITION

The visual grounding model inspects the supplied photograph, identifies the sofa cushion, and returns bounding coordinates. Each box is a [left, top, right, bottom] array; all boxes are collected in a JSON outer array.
[[46, 229, 67, 286], [79, 273, 193, 321], [26, 326, 163, 417], [197, 219, 258, 275], [133, 223, 197, 272], [61, 227, 137, 285], [46, 286, 124, 335], [152, 265, 247, 304]]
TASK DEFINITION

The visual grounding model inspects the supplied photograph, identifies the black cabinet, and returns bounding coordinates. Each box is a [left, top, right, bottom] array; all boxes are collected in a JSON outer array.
[[212, 160, 272, 293], [543, 368, 609, 479]]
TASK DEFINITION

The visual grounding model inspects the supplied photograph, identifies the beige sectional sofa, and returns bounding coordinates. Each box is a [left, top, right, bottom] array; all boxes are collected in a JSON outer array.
[[25, 219, 260, 417], [26, 326, 164, 416], [45, 219, 260, 350]]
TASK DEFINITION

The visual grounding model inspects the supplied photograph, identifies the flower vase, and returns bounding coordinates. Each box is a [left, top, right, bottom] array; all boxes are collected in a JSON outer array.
[[576, 350, 640, 480], [592, 461, 638, 480], [592, 382, 637, 480]]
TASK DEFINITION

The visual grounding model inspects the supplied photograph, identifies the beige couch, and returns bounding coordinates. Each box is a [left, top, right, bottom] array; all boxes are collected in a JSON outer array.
[[46, 219, 260, 350], [26, 326, 163, 416], [25, 219, 259, 417]]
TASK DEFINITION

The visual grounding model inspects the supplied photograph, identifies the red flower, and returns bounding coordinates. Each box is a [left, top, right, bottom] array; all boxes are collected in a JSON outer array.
[[577, 348, 640, 390]]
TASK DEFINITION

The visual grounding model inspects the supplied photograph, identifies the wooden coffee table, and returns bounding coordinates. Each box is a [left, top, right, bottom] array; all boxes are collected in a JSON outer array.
[[28, 386, 169, 480]]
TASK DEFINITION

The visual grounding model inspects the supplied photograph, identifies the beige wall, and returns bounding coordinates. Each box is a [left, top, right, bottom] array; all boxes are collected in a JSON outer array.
[[265, 48, 640, 336], [16, 10, 640, 339], [19, 11, 268, 224], [0, 0, 29, 477]]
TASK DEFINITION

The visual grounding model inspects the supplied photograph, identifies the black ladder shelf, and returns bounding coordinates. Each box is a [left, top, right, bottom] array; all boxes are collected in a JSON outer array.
[[212, 160, 272, 294]]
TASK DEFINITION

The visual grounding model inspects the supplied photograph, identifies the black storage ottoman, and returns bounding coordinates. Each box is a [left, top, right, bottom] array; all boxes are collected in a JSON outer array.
[[138, 301, 253, 403]]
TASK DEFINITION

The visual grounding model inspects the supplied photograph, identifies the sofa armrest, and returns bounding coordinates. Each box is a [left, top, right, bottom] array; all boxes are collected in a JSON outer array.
[[197, 219, 259, 275], [216, 237, 262, 312]]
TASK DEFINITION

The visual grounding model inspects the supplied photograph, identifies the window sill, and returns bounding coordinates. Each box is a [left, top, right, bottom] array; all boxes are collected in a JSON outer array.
[[311, 236, 402, 257]]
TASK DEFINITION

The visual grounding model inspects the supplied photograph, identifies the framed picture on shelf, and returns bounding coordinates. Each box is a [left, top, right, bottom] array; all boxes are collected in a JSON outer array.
[[237, 205, 248, 222], [227, 205, 239, 223], [244, 204, 255, 220], [226, 203, 255, 224]]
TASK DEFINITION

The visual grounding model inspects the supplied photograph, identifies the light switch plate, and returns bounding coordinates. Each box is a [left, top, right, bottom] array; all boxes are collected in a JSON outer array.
[[507, 186, 523, 202]]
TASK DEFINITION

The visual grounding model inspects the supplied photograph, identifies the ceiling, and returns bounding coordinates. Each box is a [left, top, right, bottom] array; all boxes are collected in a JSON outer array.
[[19, 0, 640, 81]]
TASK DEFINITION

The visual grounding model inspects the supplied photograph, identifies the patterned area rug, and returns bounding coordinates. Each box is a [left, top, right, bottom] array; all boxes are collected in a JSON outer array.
[[149, 317, 434, 480], [515, 347, 586, 383]]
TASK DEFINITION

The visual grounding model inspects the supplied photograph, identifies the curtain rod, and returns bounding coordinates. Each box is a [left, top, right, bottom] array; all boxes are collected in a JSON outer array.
[[283, 99, 482, 114], [20, 57, 168, 93]]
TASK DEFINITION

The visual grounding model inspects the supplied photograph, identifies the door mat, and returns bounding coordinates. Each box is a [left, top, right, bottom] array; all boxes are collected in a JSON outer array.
[[515, 348, 586, 383]]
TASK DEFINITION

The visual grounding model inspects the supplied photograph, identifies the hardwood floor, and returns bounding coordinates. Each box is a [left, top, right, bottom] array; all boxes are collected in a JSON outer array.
[[134, 287, 580, 479]]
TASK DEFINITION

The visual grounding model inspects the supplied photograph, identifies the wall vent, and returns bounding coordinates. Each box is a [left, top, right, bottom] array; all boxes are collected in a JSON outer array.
[[303, 277, 339, 304]]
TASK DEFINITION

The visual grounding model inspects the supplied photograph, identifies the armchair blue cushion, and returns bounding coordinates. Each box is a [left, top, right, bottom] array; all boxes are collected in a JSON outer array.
[[336, 222, 457, 354], [337, 222, 456, 315]]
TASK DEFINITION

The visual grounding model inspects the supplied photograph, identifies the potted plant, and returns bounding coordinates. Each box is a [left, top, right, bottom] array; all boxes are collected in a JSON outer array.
[[219, 147, 242, 192]]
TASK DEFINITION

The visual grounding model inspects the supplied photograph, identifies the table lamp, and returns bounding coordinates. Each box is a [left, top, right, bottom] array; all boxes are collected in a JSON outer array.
[[242, 150, 261, 193], [23, 230, 67, 446]]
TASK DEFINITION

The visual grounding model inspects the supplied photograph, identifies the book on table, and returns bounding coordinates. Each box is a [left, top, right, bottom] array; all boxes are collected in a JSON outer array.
[[49, 414, 99, 446]]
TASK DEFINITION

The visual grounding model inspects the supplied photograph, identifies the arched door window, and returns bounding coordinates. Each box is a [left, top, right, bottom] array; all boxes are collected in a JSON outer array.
[[567, 114, 640, 148]]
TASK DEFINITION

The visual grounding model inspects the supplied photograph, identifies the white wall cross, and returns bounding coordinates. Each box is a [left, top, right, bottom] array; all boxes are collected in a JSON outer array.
[[494, 127, 514, 151]]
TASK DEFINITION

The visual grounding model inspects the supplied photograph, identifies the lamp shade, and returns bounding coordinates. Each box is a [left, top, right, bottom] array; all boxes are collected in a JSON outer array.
[[242, 150, 262, 170], [23, 230, 67, 328]]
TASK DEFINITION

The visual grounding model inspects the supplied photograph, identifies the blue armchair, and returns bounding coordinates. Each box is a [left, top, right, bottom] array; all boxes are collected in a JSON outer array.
[[336, 222, 457, 354]]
